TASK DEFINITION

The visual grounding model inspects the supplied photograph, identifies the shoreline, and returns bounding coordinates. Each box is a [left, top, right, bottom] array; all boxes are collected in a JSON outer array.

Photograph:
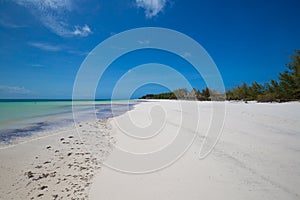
[[0, 100, 137, 148]]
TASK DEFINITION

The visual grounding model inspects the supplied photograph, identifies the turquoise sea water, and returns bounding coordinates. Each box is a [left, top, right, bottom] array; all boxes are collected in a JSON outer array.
[[0, 100, 135, 143]]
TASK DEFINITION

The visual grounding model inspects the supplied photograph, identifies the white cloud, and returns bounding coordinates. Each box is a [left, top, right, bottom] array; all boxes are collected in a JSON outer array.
[[110, 45, 126, 50], [182, 52, 192, 58], [28, 41, 88, 56], [66, 49, 90, 56], [0, 85, 31, 95], [136, 0, 167, 18], [138, 40, 150, 45], [0, 18, 26, 28], [13, 0, 92, 37], [28, 64, 44, 67], [72, 24, 92, 37], [27, 42, 62, 51]]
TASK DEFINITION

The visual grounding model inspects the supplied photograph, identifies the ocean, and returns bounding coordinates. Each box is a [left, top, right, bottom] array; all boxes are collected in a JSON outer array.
[[0, 100, 136, 144]]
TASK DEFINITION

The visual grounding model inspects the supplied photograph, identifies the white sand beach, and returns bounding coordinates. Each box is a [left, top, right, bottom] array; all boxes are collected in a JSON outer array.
[[90, 100, 300, 200], [0, 119, 114, 199], [0, 100, 300, 200]]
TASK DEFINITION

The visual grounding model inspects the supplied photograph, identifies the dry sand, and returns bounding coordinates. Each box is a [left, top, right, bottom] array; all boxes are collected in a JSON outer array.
[[0, 100, 300, 200], [0, 119, 114, 200], [89, 100, 300, 200]]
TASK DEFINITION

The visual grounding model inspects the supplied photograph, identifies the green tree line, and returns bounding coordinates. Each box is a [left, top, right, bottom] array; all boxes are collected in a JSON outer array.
[[140, 50, 300, 102], [226, 50, 300, 102], [140, 87, 224, 101]]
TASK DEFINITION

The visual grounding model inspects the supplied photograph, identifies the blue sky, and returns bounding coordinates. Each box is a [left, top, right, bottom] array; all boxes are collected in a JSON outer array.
[[0, 0, 300, 99]]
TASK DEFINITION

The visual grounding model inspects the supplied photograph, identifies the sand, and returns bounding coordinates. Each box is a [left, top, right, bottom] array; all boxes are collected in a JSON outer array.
[[0, 100, 300, 200], [0, 119, 114, 199], [89, 100, 300, 200]]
